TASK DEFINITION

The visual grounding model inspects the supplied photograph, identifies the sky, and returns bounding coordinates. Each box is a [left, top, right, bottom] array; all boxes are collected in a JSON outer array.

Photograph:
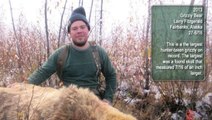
[[0, 0, 134, 27], [0, 0, 210, 38], [0, 0, 138, 39], [0, 0, 148, 41]]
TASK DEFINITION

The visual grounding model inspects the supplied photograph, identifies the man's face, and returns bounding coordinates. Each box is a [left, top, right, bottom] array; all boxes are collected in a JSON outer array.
[[69, 21, 89, 47]]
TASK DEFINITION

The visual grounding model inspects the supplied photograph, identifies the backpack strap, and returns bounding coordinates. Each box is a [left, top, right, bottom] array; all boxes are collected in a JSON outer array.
[[89, 41, 105, 99], [89, 41, 101, 77], [56, 45, 70, 80]]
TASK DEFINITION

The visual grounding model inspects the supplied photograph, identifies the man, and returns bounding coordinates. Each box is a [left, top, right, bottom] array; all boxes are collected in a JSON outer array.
[[28, 7, 117, 104]]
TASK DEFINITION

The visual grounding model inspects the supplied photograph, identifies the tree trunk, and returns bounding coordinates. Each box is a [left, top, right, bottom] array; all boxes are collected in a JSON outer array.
[[44, 0, 50, 86], [8, 0, 23, 81], [79, 0, 83, 6], [144, 0, 151, 97], [88, 0, 94, 23], [190, 0, 195, 5], [99, 0, 103, 46], [58, 0, 68, 47], [203, 0, 209, 72], [44, 0, 50, 57], [189, 0, 200, 107]]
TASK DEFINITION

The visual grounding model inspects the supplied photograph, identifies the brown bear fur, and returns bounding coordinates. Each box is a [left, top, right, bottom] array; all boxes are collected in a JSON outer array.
[[0, 83, 137, 120]]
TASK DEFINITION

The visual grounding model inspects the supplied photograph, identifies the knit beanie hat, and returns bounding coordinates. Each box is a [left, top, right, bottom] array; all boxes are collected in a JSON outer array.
[[68, 7, 90, 32]]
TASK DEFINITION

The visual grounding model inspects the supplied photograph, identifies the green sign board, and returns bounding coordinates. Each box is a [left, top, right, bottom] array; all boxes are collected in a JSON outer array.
[[152, 6, 205, 81]]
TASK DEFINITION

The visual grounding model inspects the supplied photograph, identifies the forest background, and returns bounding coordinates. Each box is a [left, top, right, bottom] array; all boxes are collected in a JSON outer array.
[[0, 0, 211, 119]]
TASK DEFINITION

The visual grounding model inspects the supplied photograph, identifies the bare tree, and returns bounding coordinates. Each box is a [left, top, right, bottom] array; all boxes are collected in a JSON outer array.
[[99, 0, 103, 46], [88, 0, 94, 23], [44, 0, 50, 57], [187, 0, 201, 107], [203, 0, 210, 75], [79, 0, 83, 6], [44, 0, 51, 86], [8, 0, 17, 39], [144, 0, 151, 97], [8, 0, 23, 81], [190, 0, 195, 5], [58, 0, 68, 47]]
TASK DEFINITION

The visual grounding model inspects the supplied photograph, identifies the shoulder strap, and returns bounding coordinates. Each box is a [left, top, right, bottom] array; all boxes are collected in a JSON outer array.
[[89, 41, 105, 98], [57, 45, 70, 80], [89, 41, 101, 77]]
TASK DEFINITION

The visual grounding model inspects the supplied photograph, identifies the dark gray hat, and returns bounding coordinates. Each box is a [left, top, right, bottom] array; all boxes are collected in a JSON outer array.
[[68, 7, 90, 32]]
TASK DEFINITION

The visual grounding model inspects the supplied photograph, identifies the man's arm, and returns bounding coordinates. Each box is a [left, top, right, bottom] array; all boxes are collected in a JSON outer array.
[[98, 46, 117, 103], [28, 50, 60, 85]]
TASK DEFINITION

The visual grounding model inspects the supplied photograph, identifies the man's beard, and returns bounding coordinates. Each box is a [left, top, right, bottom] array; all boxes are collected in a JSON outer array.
[[72, 39, 87, 47]]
